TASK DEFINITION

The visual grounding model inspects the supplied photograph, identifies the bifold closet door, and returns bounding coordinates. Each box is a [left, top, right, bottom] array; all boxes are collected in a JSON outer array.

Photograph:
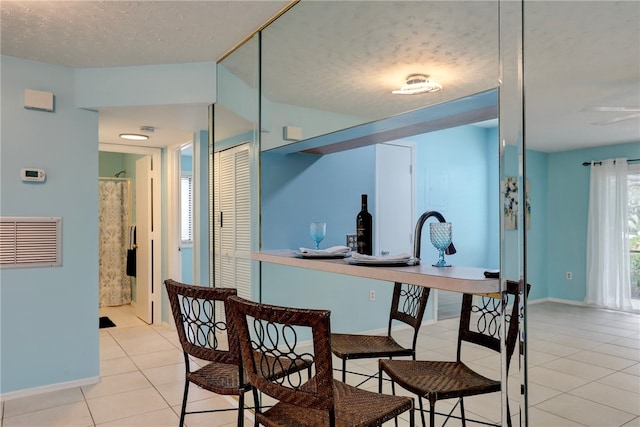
[[213, 143, 251, 302]]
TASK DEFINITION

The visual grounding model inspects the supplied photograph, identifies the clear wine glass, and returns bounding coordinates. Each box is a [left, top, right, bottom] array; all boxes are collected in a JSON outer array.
[[430, 222, 452, 267], [309, 222, 326, 249]]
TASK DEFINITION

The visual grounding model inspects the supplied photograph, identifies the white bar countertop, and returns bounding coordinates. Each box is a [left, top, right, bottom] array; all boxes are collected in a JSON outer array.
[[252, 250, 499, 295]]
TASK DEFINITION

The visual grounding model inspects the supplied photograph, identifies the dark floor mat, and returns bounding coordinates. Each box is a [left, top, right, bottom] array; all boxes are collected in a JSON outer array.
[[99, 316, 116, 329]]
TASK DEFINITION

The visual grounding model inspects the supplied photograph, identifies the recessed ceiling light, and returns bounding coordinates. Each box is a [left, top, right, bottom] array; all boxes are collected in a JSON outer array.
[[392, 74, 442, 95], [119, 133, 149, 141]]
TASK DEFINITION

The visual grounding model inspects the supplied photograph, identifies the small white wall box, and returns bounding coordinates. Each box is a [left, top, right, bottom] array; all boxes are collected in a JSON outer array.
[[21, 168, 46, 182], [283, 125, 302, 141], [24, 89, 55, 112]]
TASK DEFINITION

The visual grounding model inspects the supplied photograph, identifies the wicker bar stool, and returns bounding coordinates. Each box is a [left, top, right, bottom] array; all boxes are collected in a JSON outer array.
[[165, 280, 312, 427], [331, 282, 431, 386], [228, 295, 415, 427], [379, 280, 530, 427]]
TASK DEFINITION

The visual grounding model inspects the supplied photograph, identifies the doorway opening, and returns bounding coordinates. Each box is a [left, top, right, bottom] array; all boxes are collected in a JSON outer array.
[[99, 143, 162, 326]]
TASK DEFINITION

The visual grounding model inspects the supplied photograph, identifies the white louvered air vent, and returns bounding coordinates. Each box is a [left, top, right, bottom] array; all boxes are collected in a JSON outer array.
[[0, 217, 62, 269]]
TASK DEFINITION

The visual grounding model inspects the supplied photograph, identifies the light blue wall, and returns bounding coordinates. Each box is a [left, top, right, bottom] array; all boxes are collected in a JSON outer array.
[[524, 149, 549, 301], [1, 55, 213, 396], [414, 125, 499, 269], [181, 154, 193, 172], [1, 56, 99, 394], [260, 146, 383, 332], [180, 248, 193, 284], [75, 62, 216, 108], [261, 263, 396, 338], [487, 127, 500, 266], [261, 100, 366, 151], [530, 141, 640, 303], [99, 152, 124, 177], [260, 124, 498, 333], [261, 147, 376, 250]]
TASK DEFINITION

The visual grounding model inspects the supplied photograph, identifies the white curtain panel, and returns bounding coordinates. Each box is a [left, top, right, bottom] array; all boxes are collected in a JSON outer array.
[[99, 180, 132, 307], [586, 158, 632, 310]]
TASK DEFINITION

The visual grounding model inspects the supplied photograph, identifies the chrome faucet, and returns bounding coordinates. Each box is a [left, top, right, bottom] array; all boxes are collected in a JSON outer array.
[[413, 210, 457, 265]]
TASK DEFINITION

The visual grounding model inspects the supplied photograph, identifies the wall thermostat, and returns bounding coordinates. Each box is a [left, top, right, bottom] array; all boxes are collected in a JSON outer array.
[[21, 168, 46, 182]]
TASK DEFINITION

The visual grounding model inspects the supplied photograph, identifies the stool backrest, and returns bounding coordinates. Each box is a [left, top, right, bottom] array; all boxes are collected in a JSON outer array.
[[457, 280, 530, 372], [228, 296, 335, 412], [165, 279, 238, 365]]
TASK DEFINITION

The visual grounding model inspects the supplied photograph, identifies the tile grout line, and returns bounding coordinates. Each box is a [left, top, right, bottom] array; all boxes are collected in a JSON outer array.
[[102, 323, 184, 425], [79, 387, 97, 427]]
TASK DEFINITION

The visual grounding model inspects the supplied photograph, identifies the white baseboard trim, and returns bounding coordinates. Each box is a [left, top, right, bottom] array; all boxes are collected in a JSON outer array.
[[529, 297, 598, 307], [0, 376, 99, 402], [527, 297, 587, 306], [528, 297, 640, 314], [542, 297, 587, 306], [162, 320, 175, 330]]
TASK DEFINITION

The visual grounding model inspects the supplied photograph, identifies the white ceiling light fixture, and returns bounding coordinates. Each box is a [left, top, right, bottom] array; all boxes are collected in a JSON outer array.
[[119, 126, 155, 141], [119, 133, 149, 141], [392, 74, 442, 95]]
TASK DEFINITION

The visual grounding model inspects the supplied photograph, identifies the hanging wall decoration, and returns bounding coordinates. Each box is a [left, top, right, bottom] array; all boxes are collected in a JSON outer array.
[[504, 177, 518, 230]]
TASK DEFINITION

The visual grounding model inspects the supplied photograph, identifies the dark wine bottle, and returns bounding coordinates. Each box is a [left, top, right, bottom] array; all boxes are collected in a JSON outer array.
[[356, 194, 373, 255]]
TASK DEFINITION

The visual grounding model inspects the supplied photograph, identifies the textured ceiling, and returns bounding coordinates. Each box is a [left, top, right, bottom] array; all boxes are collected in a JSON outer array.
[[0, 1, 289, 67], [258, 1, 500, 124], [2, 1, 639, 152]]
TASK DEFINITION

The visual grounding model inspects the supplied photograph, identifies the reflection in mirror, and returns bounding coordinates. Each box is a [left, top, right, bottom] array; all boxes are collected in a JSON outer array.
[[212, 35, 260, 301], [261, 0, 500, 150], [497, 0, 525, 424], [214, 35, 260, 149], [214, 1, 536, 425], [522, 2, 639, 426], [269, 89, 498, 155]]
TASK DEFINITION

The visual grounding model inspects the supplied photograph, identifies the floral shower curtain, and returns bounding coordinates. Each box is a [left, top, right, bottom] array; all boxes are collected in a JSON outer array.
[[99, 179, 132, 306]]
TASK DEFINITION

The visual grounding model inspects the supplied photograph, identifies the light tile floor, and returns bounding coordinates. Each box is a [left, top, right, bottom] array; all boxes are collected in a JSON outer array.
[[1, 302, 638, 427]]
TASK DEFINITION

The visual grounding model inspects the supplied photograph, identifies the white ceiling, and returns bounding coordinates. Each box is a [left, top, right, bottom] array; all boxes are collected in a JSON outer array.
[[2, 1, 639, 153]]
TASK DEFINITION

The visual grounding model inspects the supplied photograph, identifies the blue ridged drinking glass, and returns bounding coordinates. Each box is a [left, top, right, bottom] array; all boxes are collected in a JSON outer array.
[[310, 222, 326, 250], [430, 222, 452, 267]]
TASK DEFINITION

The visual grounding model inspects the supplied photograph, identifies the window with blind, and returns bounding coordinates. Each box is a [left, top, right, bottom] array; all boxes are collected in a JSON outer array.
[[181, 174, 193, 243]]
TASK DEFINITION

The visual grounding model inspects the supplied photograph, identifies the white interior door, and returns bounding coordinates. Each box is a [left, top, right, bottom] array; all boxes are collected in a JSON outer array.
[[135, 156, 153, 323], [375, 142, 415, 256]]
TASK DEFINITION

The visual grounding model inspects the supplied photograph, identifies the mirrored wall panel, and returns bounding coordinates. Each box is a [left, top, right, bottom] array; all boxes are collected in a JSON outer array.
[[214, 1, 532, 426], [260, 0, 500, 151], [212, 34, 260, 301]]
